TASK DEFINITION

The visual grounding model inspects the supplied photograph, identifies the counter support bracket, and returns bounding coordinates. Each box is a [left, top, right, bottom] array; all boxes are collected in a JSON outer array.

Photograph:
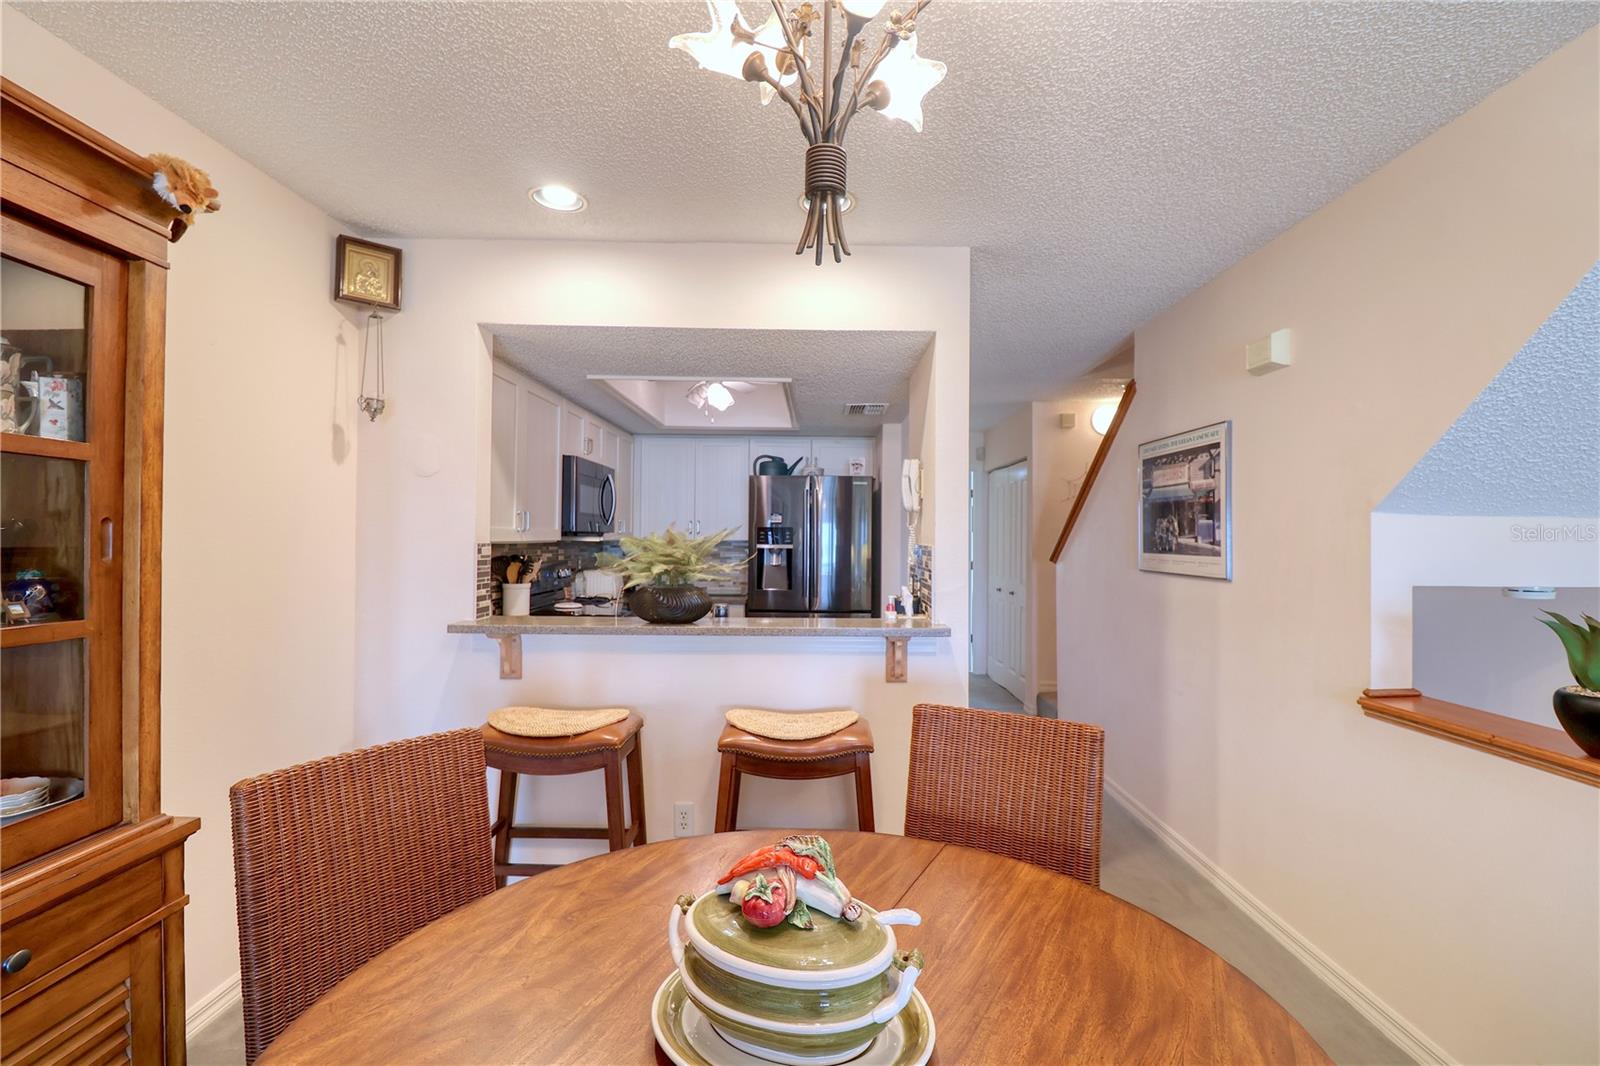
[[885, 637, 909, 683], [495, 636, 523, 680]]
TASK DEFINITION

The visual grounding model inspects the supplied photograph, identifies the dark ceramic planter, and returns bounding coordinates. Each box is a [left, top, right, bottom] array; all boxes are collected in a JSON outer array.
[[629, 585, 713, 625], [1553, 687, 1600, 758]]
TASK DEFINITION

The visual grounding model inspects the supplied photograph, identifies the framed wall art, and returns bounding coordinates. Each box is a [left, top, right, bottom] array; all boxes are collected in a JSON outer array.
[[334, 234, 402, 311], [1138, 420, 1232, 580]]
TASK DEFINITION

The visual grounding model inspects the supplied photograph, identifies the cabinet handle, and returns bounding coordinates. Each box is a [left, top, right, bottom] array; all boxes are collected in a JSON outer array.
[[101, 517, 114, 562], [2, 949, 31, 975]]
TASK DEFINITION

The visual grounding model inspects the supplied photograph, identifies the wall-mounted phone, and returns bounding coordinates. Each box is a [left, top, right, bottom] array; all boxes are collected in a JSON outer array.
[[901, 458, 923, 515]]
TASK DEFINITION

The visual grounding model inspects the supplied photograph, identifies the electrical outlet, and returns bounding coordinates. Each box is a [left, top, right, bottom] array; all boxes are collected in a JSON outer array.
[[673, 802, 695, 838]]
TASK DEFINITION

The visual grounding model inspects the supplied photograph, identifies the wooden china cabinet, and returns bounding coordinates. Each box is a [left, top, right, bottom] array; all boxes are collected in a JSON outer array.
[[1, 80, 199, 1063]]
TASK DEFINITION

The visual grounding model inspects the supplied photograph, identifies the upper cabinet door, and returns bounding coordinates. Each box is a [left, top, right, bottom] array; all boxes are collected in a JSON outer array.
[[561, 406, 601, 459], [488, 371, 521, 540], [518, 385, 561, 542], [613, 433, 635, 535], [0, 217, 127, 868], [810, 438, 876, 478], [694, 439, 751, 539], [635, 437, 697, 536]]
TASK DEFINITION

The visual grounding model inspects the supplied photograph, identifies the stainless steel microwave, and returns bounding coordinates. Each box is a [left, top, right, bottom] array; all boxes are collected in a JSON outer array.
[[561, 455, 616, 539]]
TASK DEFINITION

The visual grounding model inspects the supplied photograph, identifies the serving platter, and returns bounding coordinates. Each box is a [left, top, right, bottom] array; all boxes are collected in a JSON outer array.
[[653, 972, 934, 1066]]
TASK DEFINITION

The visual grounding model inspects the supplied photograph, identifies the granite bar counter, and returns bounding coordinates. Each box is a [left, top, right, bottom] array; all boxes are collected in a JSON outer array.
[[448, 615, 951, 680]]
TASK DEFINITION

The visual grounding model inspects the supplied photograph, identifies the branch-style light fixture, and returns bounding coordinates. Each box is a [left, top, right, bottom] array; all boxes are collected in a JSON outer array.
[[670, 0, 945, 265]]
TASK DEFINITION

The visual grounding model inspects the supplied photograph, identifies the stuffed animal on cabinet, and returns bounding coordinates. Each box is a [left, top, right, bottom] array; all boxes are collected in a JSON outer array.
[[147, 152, 221, 222]]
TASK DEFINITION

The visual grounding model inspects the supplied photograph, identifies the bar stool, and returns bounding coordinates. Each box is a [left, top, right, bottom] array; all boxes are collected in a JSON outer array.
[[714, 709, 874, 833], [482, 707, 645, 887]]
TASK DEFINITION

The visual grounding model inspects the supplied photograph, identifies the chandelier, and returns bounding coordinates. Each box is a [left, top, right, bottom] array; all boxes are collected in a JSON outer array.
[[670, 1, 945, 265]]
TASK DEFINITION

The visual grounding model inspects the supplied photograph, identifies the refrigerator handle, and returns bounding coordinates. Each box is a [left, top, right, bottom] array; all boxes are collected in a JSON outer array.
[[806, 475, 820, 612]]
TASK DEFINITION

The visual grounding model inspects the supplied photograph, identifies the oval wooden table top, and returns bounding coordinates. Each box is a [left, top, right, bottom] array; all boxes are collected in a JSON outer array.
[[260, 831, 1330, 1065]]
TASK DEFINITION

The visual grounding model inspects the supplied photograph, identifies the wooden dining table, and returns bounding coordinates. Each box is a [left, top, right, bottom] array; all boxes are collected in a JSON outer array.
[[260, 831, 1330, 1065]]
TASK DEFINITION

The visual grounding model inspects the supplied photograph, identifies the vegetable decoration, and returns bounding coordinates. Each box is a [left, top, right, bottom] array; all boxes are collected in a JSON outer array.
[[717, 833, 862, 929]]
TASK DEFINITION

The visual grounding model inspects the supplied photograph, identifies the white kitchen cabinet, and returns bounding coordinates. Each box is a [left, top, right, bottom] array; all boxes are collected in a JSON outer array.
[[614, 431, 635, 535], [490, 364, 562, 541], [694, 439, 750, 538], [518, 386, 562, 541], [561, 406, 599, 459], [810, 438, 875, 477], [489, 370, 521, 540], [748, 437, 808, 474], [600, 426, 634, 536], [636, 437, 698, 536]]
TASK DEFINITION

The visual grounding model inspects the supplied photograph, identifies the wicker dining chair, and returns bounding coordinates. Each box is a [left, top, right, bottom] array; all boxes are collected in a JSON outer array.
[[229, 728, 495, 1064], [905, 703, 1105, 887]]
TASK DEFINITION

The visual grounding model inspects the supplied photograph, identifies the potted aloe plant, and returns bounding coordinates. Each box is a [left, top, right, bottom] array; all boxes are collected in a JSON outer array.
[[602, 526, 745, 624], [1540, 611, 1600, 757]]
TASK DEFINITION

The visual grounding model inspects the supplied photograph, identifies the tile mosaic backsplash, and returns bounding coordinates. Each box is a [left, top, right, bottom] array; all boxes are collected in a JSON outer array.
[[476, 539, 750, 618], [910, 543, 933, 616]]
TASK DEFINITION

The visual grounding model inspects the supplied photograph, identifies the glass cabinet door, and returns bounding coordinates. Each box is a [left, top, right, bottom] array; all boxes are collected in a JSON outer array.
[[1, 216, 126, 868]]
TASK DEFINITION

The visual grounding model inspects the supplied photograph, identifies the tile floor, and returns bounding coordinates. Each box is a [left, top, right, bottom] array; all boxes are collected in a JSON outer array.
[[188, 793, 1408, 1065]]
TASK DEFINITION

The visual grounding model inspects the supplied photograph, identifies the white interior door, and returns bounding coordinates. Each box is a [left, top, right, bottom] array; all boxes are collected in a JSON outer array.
[[986, 462, 1029, 700]]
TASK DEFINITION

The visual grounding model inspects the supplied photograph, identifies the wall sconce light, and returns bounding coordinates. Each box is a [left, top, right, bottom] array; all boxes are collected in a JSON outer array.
[[1090, 404, 1118, 435]]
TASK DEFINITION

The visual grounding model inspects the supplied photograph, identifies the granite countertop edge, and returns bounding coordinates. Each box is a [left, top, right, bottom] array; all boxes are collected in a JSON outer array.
[[447, 617, 952, 638]]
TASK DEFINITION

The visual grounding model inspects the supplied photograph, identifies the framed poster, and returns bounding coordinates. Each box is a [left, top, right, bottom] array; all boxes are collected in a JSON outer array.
[[334, 234, 402, 311], [1138, 420, 1232, 580]]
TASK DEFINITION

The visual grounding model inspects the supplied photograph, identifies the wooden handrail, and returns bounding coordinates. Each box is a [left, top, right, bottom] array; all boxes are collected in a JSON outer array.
[[1049, 378, 1135, 563]]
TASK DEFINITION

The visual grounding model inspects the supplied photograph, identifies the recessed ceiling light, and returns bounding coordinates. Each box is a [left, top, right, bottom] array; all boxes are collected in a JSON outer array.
[[798, 192, 855, 215], [530, 184, 587, 212]]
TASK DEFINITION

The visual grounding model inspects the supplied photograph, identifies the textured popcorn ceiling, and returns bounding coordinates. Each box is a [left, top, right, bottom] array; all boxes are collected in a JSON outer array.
[[1380, 264, 1600, 517], [16, 2, 1596, 427], [490, 325, 930, 434]]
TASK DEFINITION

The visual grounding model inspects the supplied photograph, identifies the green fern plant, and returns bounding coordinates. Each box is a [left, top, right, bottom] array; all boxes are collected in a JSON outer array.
[[601, 526, 746, 590], [1540, 611, 1600, 693]]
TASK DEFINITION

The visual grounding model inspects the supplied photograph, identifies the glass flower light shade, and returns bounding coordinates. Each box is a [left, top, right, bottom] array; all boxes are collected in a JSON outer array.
[[753, 11, 798, 105], [839, 0, 888, 17], [668, 0, 758, 81], [868, 32, 946, 133]]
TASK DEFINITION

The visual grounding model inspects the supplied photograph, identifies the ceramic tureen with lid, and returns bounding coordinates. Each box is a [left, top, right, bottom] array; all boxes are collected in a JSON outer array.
[[654, 835, 934, 1066]]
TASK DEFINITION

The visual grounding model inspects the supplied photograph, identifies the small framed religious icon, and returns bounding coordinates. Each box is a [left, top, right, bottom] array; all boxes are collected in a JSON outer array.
[[334, 235, 402, 311]]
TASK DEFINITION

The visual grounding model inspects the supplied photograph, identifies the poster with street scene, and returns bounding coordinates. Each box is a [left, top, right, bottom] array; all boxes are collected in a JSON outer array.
[[1138, 421, 1232, 580]]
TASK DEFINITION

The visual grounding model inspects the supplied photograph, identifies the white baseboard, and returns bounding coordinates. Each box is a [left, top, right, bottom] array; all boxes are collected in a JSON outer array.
[[186, 971, 242, 1042], [1104, 778, 1453, 1066]]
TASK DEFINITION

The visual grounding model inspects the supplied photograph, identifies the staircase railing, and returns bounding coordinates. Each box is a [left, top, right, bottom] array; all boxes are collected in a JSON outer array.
[[1048, 379, 1136, 564]]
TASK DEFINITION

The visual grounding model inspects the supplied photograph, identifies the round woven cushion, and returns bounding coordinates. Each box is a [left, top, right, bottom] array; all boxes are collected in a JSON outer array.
[[725, 708, 859, 741], [488, 706, 630, 738]]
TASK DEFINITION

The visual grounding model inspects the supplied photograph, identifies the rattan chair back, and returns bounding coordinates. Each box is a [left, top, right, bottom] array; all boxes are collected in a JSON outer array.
[[905, 704, 1104, 886], [229, 728, 494, 1063]]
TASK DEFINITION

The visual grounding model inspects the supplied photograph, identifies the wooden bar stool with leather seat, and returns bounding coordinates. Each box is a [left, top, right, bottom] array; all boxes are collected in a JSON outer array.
[[483, 706, 645, 887], [714, 708, 874, 833]]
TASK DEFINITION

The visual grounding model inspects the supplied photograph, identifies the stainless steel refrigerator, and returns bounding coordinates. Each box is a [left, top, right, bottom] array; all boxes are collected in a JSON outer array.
[[747, 475, 879, 616]]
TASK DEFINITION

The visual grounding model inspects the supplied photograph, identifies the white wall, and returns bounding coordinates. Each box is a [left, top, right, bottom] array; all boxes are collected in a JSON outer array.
[[354, 240, 969, 848], [1058, 30, 1599, 1065], [2, 7, 362, 1010], [1414, 584, 1600, 728]]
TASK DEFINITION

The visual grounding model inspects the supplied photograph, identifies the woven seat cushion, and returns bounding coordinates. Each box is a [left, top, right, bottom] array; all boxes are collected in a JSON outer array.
[[725, 708, 859, 740], [718, 712, 873, 762], [482, 711, 642, 761], [489, 706, 629, 737]]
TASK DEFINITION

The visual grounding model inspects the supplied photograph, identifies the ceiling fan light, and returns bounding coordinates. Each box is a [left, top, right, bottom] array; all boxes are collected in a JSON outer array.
[[669, 0, 759, 81], [705, 382, 736, 411], [868, 32, 946, 133]]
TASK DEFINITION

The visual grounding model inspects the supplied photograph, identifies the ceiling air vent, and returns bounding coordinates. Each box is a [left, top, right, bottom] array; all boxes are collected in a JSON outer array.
[[844, 402, 888, 416]]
